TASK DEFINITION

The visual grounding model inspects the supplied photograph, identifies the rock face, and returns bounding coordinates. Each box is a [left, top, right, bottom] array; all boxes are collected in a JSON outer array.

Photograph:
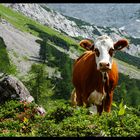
[[0, 74, 34, 104], [47, 4, 140, 38]]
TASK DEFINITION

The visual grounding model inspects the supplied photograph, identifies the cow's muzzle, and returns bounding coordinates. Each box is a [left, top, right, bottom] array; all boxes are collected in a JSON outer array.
[[99, 62, 111, 72]]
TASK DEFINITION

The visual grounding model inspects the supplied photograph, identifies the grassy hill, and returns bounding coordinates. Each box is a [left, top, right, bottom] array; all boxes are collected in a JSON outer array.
[[0, 4, 140, 137]]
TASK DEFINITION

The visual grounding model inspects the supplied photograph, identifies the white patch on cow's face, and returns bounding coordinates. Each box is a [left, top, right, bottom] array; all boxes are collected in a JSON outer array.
[[94, 35, 114, 71], [88, 90, 106, 105]]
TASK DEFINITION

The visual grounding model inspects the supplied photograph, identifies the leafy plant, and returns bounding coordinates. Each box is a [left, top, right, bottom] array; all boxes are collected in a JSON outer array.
[[112, 99, 126, 116], [49, 105, 74, 123]]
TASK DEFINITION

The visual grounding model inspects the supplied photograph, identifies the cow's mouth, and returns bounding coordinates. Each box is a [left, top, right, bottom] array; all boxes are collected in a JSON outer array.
[[100, 68, 111, 72]]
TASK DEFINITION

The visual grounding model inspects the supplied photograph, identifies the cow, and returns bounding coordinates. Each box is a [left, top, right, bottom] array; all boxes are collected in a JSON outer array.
[[71, 35, 129, 115]]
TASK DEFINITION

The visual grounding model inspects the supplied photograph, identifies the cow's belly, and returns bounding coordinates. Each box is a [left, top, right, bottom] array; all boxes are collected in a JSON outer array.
[[88, 90, 106, 105]]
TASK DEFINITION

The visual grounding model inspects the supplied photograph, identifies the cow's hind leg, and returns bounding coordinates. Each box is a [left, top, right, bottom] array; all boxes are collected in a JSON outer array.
[[71, 88, 77, 107], [75, 89, 83, 106]]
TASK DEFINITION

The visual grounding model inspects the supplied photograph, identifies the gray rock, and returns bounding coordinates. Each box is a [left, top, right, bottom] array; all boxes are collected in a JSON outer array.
[[0, 74, 34, 104]]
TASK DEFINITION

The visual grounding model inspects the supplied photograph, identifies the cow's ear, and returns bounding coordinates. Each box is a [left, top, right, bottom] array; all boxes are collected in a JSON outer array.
[[114, 39, 129, 50], [79, 39, 94, 51]]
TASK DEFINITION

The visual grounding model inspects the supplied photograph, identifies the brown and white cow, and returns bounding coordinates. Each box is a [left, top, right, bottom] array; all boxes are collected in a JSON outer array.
[[71, 35, 129, 115]]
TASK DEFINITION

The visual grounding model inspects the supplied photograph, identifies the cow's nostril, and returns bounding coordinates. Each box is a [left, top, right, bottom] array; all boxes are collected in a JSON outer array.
[[107, 63, 110, 67], [99, 63, 103, 67], [99, 62, 110, 68]]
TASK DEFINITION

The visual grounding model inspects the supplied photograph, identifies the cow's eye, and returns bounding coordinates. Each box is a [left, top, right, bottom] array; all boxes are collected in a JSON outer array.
[[109, 48, 114, 57], [94, 48, 100, 57]]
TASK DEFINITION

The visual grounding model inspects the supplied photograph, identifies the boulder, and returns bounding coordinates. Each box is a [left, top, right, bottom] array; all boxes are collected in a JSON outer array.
[[0, 74, 34, 104], [0, 74, 46, 115]]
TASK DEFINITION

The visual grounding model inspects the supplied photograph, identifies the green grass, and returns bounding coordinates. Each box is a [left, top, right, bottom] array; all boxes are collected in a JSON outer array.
[[0, 100, 140, 137], [22, 56, 28, 61]]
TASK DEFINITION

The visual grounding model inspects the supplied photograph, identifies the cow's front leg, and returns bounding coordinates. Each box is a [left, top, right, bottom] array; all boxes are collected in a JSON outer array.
[[104, 91, 113, 112]]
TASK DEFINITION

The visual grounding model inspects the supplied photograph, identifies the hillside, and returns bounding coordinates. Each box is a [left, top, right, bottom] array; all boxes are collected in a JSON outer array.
[[0, 4, 139, 78], [0, 4, 81, 77], [0, 4, 140, 137], [5, 3, 140, 58]]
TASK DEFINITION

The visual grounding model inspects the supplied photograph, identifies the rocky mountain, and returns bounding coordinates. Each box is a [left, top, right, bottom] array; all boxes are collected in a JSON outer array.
[[4, 4, 92, 38], [47, 3, 140, 38], [4, 3, 140, 58]]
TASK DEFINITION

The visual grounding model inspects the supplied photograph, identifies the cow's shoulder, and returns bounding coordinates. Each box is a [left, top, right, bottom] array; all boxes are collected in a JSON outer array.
[[75, 51, 95, 64]]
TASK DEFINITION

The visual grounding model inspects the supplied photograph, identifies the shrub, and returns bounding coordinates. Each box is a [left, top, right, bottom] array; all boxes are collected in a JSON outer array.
[[48, 105, 74, 123], [0, 100, 140, 137]]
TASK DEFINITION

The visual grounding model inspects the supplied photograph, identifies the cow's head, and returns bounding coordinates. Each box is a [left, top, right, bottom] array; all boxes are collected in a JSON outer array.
[[79, 35, 129, 72]]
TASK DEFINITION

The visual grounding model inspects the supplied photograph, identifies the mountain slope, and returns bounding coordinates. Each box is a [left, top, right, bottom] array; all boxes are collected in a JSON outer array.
[[47, 3, 140, 38], [0, 4, 81, 78], [4, 3, 93, 38], [5, 3, 140, 59], [0, 4, 139, 80]]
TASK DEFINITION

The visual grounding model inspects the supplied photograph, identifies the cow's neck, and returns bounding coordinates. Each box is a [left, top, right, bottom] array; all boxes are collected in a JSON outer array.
[[101, 72, 109, 84], [101, 71, 110, 97]]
